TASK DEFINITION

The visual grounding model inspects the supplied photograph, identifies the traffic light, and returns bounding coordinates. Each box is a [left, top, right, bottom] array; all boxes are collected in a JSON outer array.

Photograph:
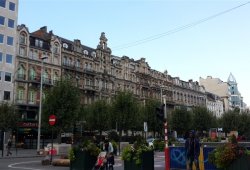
[[155, 104, 165, 122]]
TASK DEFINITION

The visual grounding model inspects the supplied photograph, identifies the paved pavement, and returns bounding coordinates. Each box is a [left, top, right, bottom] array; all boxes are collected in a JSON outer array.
[[0, 148, 44, 159], [0, 149, 166, 170]]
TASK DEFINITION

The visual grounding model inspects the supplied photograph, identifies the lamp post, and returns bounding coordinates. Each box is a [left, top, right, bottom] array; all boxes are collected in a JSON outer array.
[[37, 56, 47, 153]]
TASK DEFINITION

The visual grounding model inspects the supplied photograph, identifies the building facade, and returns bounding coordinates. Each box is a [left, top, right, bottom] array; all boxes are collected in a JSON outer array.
[[14, 25, 61, 145], [206, 92, 224, 117], [199, 76, 232, 112], [13, 26, 208, 147], [0, 0, 18, 103], [227, 73, 244, 111]]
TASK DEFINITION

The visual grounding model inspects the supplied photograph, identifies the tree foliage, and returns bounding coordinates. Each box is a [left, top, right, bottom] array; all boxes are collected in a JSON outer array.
[[220, 110, 240, 133], [192, 107, 215, 131], [86, 100, 111, 135], [0, 102, 17, 131], [143, 99, 162, 136], [237, 111, 250, 136], [42, 79, 81, 132], [171, 107, 192, 136], [111, 91, 139, 135]]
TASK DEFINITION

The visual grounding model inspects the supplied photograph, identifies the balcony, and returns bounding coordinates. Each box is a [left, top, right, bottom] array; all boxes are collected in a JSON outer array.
[[16, 99, 26, 104], [28, 75, 40, 83], [17, 74, 26, 80], [62, 62, 75, 68], [83, 68, 96, 75], [43, 78, 52, 85], [83, 85, 94, 90], [28, 101, 36, 105]]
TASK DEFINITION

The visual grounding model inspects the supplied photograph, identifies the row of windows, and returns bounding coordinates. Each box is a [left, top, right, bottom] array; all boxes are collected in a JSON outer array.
[[0, 34, 14, 45], [0, 16, 15, 28], [0, 71, 12, 82], [0, 0, 15, 11], [0, 52, 13, 64]]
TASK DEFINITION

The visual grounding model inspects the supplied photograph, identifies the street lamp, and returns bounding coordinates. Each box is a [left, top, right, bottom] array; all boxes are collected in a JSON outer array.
[[37, 56, 48, 153]]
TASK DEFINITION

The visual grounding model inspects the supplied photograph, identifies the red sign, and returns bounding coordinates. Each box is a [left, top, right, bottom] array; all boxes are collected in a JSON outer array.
[[49, 114, 56, 126]]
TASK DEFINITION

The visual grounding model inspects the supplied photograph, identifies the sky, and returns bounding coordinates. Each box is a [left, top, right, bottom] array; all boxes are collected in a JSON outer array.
[[18, 0, 250, 106]]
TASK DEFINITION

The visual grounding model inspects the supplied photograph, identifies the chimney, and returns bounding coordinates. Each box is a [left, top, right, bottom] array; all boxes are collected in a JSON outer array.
[[40, 26, 47, 32]]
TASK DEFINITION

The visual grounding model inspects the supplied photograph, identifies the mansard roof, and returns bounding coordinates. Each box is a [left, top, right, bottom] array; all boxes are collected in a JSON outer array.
[[31, 26, 52, 41], [60, 37, 96, 55]]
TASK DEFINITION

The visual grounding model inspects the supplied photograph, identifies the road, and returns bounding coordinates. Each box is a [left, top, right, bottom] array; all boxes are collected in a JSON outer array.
[[0, 152, 165, 170]]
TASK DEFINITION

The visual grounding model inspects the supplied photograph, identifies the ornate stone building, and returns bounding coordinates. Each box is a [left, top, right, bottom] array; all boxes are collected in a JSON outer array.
[[15, 25, 61, 140], [14, 25, 207, 146]]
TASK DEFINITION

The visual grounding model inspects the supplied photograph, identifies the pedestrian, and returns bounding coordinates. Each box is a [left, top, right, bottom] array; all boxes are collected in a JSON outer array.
[[185, 130, 200, 170], [103, 138, 114, 169], [6, 137, 12, 156]]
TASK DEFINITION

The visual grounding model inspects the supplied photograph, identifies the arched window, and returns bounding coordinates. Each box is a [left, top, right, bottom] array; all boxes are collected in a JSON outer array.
[[63, 56, 67, 65], [83, 50, 88, 55], [28, 90, 36, 104], [53, 43, 60, 54], [17, 65, 25, 79], [69, 58, 72, 66], [17, 88, 24, 101], [29, 67, 36, 80], [19, 32, 27, 44], [43, 70, 49, 83], [53, 71, 59, 84], [91, 51, 96, 58], [76, 59, 80, 68]]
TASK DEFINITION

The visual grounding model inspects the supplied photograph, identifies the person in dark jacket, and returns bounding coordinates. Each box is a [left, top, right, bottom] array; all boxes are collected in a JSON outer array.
[[185, 130, 200, 170], [6, 137, 12, 156]]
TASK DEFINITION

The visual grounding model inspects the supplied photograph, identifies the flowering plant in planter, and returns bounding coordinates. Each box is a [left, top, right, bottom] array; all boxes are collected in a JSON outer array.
[[122, 138, 153, 165], [68, 140, 100, 161], [208, 135, 249, 169]]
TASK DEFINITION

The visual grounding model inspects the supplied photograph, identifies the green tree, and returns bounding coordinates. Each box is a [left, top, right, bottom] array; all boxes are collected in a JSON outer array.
[[192, 107, 215, 132], [111, 91, 138, 136], [0, 102, 17, 131], [42, 79, 81, 139], [238, 111, 250, 137], [130, 102, 143, 135], [171, 107, 192, 137], [86, 100, 111, 135], [143, 99, 162, 137], [220, 110, 240, 133]]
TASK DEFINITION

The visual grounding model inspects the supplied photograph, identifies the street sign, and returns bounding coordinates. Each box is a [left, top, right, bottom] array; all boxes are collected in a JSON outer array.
[[49, 115, 56, 126]]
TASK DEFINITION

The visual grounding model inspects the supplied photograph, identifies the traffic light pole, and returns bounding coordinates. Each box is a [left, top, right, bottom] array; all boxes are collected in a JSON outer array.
[[163, 98, 170, 170]]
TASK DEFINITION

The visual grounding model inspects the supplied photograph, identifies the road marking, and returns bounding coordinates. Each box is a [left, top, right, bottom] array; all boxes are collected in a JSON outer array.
[[113, 163, 122, 167], [9, 160, 122, 169], [8, 161, 41, 170]]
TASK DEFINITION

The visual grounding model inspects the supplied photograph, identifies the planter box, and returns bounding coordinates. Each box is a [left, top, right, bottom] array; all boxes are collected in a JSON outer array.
[[226, 155, 250, 170], [124, 151, 154, 170], [70, 150, 96, 170]]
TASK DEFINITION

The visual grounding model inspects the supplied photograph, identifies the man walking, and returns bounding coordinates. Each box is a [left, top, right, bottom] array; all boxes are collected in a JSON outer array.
[[185, 130, 200, 170], [6, 137, 12, 156]]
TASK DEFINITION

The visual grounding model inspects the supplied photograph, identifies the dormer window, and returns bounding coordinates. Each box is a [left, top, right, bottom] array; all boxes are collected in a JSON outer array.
[[91, 51, 96, 57], [62, 43, 68, 49], [35, 39, 43, 48], [83, 50, 88, 55]]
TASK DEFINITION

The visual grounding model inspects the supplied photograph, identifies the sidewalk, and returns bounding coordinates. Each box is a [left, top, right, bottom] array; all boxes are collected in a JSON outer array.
[[0, 148, 44, 159]]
